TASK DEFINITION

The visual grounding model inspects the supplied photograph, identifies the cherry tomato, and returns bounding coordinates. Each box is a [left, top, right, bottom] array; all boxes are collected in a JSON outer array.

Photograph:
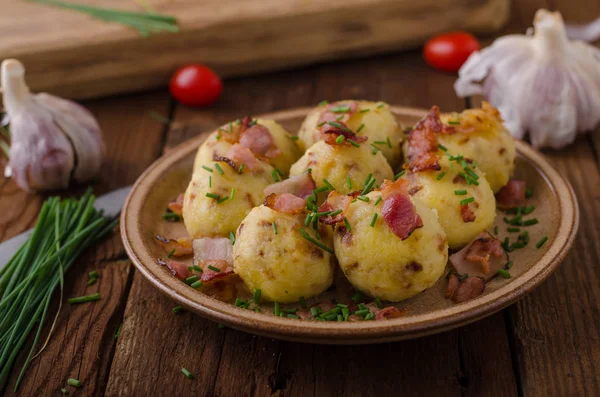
[[423, 32, 480, 73], [169, 64, 223, 107]]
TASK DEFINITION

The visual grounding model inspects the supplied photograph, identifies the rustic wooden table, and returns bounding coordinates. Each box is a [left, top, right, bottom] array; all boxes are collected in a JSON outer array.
[[1, 1, 599, 396]]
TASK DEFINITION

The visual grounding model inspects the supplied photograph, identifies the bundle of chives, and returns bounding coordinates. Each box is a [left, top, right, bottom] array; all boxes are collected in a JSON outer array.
[[28, 0, 179, 37], [0, 190, 118, 391]]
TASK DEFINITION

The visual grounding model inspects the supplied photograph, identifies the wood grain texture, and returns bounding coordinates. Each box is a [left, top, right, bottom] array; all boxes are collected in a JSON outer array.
[[2, 0, 509, 99], [1, 92, 171, 396]]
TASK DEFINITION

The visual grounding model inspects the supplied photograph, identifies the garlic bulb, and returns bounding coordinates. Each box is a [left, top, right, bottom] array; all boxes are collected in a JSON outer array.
[[454, 9, 600, 149], [1, 59, 104, 191]]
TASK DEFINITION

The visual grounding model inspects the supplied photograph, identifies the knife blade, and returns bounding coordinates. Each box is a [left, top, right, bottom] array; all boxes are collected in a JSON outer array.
[[0, 185, 132, 266]]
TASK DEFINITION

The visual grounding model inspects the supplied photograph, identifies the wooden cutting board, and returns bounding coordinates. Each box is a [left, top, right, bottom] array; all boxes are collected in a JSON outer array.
[[1, 0, 510, 99]]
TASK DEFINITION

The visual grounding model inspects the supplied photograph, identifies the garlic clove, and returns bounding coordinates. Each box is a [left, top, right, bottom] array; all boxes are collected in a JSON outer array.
[[1, 59, 104, 191]]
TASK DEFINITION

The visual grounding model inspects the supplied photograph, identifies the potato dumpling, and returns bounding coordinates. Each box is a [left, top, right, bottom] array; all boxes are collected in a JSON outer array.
[[183, 160, 275, 238], [233, 205, 335, 303], [193, 119, 301, 177], [297, 100, 403, 167], [334, 190, 448, 302], [438, 103, 516, 193], [289, 141, 393, 198], [407, 157, 496, 249]]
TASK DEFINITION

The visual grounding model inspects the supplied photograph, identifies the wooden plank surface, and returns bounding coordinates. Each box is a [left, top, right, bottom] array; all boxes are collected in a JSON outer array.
[[2, 0, 600, 395], [1, 92, 171, 396], [1, 0, 509, 99]]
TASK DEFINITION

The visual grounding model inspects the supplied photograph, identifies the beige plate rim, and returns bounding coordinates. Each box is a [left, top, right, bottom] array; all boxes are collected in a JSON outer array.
[[121, 106, 579, 345]]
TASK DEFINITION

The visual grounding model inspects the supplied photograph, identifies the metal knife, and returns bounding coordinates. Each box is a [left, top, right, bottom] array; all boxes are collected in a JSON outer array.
[[0, 185, 132, 267]]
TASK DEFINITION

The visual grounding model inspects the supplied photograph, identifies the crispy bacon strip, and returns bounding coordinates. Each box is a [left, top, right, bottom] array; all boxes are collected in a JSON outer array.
[[264, 193, 306, 214], [155, 235, 193, 257], [379, 179, 423, 240], [167, 194, 184, 216], [239, 122, 281, 159], [406, 106, 454, 172], [222, 143, 261, 171], [321, 122, 368, 147], [318, 101, 358, 125], [460, 203, 476, 223], [318, 191, 353, 225], [264, 173, 316, 199], [193, 238, 235, 284], [495, 179, 527, 209], [365, 302, 407, 320], [446, 275, 485, 303], [158, 258, 191, 280], [450, 232, 507, 280]]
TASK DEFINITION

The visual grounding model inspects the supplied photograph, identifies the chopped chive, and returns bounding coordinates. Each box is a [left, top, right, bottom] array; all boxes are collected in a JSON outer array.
[[510, 241, 525, 250], [205, 192, 220, 200], [437, 143, 448, 152], [193, 265, 203, 272], [506, 261, 513, 269], [330, 209, 343, 216], [89, 271, 99, 278], [386, 137, 392, 148], [357, 124, 365, 133], [271, 170, 281, 182], [191, 280, 203, 289], [361, 177, 376, 195], [68, 293, 100, 304], [346, 176, 352, 189], [304, 213, 314, 226], [454, 189, 467, 196], [373, 140, 387, 145], [448, 120, 461, 125], [61, 388, 68, 395], [323, 178, 335, 190], [181, 368, 194, 380], [318, 100, 329, 106], [272, 222, 278, 235], [374, 197, 382, 206], [357, 195, 370, 202], [209, 175, 212, 187], [290, 135, 299, 141], [287, 314, 299, 319], [299, 228, 334, 254], [457, 273, 468, 281], [163, 212, 181, 221], [494, 225, 499, 235], [370, 213, 378, 227], [507, 227, 521, 233], [185, 275, 199, 285], [354, 309, 369, 316], [115, 323, 123, 340], [214, 163, 224, 175], [522, 205, 535, 215], [283, 307, 298, 314], [207, 265, 221, 272], [173, 306, 184, 314], [310, 306, 321, 317], [229, 232, 236, 245], [371, 144, 380, 154], [523, 218, 538, 226], [375, 297, 383, 309], [364, 312, 375, 320], [217, 323, 225, 329], [327, 121, 348, 130], [230, 188, 236, 200], [343, 217, 352, 231], [437, 172, 446, 180], [317, 121, 327, 127], [394, 170, 406, 180], [330, 105, 351, 113], [217, 196, 230, 204], [526, 187, 533, 198], [536, 235, 548, 249], [460, 197, 475, 205], [335, 135, 345, 144], [314, 186, 330, 194], [348, 139, 360, 148], [376, 103, 385, 108], [274, 302, 281, 316], [299, 296, 307, 309], [67, 379, 81, 388], [216, 134, 221, 140], [359, 108, 370, 113], [228, 121, 233, 132], [87, 278, 97, 286], [497, 269, 511, 279], [167, 249, 176, 258], [202, 165, 213, 173], [248, 119, 258, 127], [238, 163, 245, 173]]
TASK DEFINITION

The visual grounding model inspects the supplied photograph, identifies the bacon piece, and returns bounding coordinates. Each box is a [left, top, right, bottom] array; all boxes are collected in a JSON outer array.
[[446, 275, 485, 303], [158, 258, 191, 280], [223, 143, 261, 171], [264, 193, 306, 214], [460, 204, 476, 223], [379, 178, 410, 200], [167, 194, 184, 216], [321, 122, 368, 147], [364, 302, 407, 320], [239, 123, 281, 159], [406, 106, 454, 172], [264, 173, 316, 199], [450, 232, 507, 280], [318, 191, 353, 225], [318, 101, 358, 125], [155, 235, 193, 257], [495, 179, 527, 209], [380, 179, 423, 239], [193, 238, 235, 284]]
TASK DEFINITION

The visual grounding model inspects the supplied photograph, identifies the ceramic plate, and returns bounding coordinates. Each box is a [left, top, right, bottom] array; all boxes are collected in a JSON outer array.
[[121, 106, 579, 344]]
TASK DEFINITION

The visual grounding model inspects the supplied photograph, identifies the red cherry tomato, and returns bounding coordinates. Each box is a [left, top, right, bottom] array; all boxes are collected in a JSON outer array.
[[169, 64, 223, 107], [423, 32, 480, 73]]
